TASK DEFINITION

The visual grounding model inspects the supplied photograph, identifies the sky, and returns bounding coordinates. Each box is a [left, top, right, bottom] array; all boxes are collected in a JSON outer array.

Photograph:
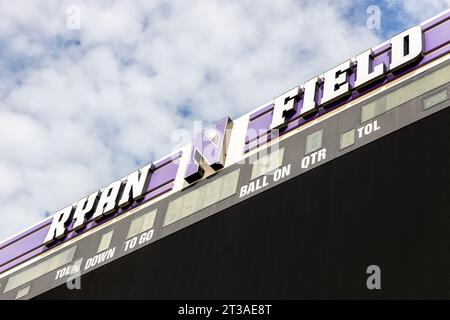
[[0, 0, 449, 241]]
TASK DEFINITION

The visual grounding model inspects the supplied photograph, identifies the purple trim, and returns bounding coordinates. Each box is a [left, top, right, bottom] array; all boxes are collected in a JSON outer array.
[[0, 247, 44, 274], [423, 18, 450, 53], [154, 151, 182, 168], [373, 43, 390, 55], [249, 103, 273, 121], [0, 225, 48, 267], [143, 182, 174, 201], [245, 110, 274, 144], [422, 10, 450, 30], [244, 14, 450, 152], [147, 159, 179, 193], [0, 217, 52, 250]]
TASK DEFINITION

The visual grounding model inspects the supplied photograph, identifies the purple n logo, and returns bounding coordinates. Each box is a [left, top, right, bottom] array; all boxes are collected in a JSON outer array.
[[184, 117, 233, 183]]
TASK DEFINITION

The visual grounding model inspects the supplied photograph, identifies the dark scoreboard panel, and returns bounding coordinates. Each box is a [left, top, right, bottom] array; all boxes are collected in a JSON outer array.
[[38, 106, 450, 299], [0, 60, 449, 299]]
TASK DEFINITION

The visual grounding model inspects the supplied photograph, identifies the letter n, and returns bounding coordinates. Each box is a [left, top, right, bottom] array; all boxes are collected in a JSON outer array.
[[184, 117, 233, 183]]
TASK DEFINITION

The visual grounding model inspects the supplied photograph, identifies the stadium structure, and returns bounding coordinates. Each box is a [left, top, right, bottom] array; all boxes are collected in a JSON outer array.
[[1, 9, 450, 299]]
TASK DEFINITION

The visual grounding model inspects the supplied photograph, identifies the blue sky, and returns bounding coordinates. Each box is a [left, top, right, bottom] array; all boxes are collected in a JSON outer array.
[[0, 0, 448, 241]]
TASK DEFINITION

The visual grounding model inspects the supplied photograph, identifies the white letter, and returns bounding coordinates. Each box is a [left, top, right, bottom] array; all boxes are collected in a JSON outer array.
[[240, 185, 248, 198], [355, 49, 386, 88], [118, 164, 153, 207], [72, 191, 99, 230], [43, 206, 73, 244], [357, 127, 364, 138], [321, 60, 352, 105], [374, 120, 380, 131], [92, 180, 122, 220], [301, 156, 310, 169], [389, 25, 423, 71], [269, 87, 301, 130], [301, 77, 319, 116], [317, 148, 327, 162]]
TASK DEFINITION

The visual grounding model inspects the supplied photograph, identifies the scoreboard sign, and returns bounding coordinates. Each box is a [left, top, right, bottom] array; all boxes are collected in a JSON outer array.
[[0, 9, 449, 293], [43, 25, 424, 245]]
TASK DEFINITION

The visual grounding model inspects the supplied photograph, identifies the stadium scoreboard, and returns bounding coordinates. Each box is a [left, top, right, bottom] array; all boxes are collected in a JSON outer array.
[[0, 9, 450, 299]]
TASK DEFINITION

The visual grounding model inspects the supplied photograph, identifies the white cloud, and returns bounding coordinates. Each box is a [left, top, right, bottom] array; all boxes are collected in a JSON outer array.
[[0, 0, 391, 240], [385, 0, 450, 22], [0, 162, 23, 202]]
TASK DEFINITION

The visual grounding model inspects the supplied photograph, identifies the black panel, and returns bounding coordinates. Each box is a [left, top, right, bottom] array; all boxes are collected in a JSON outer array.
[[37, 107, 450, 299]]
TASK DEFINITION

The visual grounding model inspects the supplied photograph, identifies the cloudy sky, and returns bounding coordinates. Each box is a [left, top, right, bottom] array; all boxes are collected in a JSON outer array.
[[0, 0, 449, 241]]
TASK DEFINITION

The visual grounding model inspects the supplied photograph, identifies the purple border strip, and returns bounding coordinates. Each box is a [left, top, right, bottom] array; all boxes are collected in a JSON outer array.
[[422, 10, 450, 30], [0, 217, 53, 250]]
